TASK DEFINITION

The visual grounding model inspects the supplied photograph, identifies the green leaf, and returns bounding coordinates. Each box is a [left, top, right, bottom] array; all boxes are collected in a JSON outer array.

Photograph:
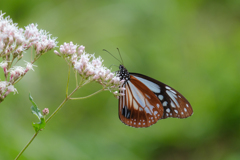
[[29, 93, 46, 132], [29, 93, 43, 120], [32, 117, 46, 132]]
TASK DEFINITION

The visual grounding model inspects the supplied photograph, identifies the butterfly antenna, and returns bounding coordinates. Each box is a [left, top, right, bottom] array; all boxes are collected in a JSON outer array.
[[109, 64, 119, 69], [117, 48, 124, 65], [103, 49, 122, 64]]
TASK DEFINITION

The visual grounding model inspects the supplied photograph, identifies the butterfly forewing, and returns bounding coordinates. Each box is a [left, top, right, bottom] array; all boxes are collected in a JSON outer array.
[[130, 73, 193, 119], [119, 75, 164, 128]]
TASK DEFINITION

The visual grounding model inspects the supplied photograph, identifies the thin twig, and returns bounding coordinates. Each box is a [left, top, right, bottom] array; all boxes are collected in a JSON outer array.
[[15, 131, 39, 160]]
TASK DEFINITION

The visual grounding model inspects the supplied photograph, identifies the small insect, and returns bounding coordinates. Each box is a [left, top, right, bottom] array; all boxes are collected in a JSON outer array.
[[104, 49, 193, 128]]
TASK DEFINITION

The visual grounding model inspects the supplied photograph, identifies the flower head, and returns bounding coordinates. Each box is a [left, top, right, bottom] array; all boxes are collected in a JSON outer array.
[[55, 42, 125, 97], [0, 81, 17, 99], [42, 108, 49, 116], [0, 11, 58, 102]]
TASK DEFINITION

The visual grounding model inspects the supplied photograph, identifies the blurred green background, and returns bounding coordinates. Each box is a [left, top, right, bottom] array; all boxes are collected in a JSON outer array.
[[1, 0, 240, 160]]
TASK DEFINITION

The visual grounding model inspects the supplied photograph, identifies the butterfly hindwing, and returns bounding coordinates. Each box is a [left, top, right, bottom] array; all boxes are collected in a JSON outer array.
[[130, 73, 193, 119]]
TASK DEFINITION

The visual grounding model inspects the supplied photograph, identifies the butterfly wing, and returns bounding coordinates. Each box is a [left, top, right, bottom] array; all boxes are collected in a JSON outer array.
[[129, 73, 193, 119], [119, 75, 164, 128]]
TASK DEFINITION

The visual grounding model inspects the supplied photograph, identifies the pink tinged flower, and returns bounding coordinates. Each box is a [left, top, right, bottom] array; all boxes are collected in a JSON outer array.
[[59, 45, 65, 53], [10, 71, 15, 82], [86, 67, 94, 76], [54, 50, 60, 56], [107, 73, 114, 80], [42, 108, 49, 116], [47, 38, 57, 49], [71, 53, 78, 62], [24, 61, 36, 73], [0, 61, 8, 74], [7, 85, 17, 94], [12, 66, 25, 78], [24, 23, 39, 39], [0, 61, 8, 69], [93, 75, 100, 80], [0, 81, 9, 93], [112, 76, 121, 84], [59, 42, 76, 55], [15, 34, 24, 45], [113, 91, 118, 95], [78, 45, 85, 55]]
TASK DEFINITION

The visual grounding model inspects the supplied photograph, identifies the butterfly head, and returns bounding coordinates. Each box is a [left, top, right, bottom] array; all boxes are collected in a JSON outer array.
[[118, 65, 130, 82]]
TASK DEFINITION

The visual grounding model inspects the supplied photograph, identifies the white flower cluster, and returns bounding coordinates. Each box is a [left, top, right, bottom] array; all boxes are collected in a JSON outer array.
[[0, 11, 57, 102], [0, 11, 57, 57], [54, 42, 125, 98], [0, 81, 17, 101]]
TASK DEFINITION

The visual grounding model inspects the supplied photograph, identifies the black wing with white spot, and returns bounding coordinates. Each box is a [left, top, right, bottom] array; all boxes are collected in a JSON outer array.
[[129, 73, 193, 119]]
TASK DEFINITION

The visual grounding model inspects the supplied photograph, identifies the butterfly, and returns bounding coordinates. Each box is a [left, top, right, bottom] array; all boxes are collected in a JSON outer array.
[[118, 65, 193, 128]]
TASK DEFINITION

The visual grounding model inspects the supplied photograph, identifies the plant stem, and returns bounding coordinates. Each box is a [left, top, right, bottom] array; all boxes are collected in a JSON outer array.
[[14, 86, 79, 160], [70, 89, 104, 100], [15, 131, 39, 160], [66, 65, 70, 97], [14, 80, 93, 159], [46, 86, 79, 123]]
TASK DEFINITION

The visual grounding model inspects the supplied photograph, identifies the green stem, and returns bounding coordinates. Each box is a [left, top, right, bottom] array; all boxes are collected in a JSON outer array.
[[14, 86, 79, 160], [13, 76, 23, 85], [46, 86, 79, 123], [66, 65, 70, 97], [75, 71, 78, 87], [15, 131, 39, 160], [14, 80, 93, 159], [70, 89, 104, 100]]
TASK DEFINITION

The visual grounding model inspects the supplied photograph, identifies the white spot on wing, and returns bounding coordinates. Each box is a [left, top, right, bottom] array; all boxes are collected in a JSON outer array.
[[166, 108, 170, 113], [184, 108, 187, 112], [166, 86, 171, 90], [157, 103, 160, 108], [163, 101, 168, 107], [174, 110, 178, 114], [134, 76, 161, 93], [158, 95, 164, 100]]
